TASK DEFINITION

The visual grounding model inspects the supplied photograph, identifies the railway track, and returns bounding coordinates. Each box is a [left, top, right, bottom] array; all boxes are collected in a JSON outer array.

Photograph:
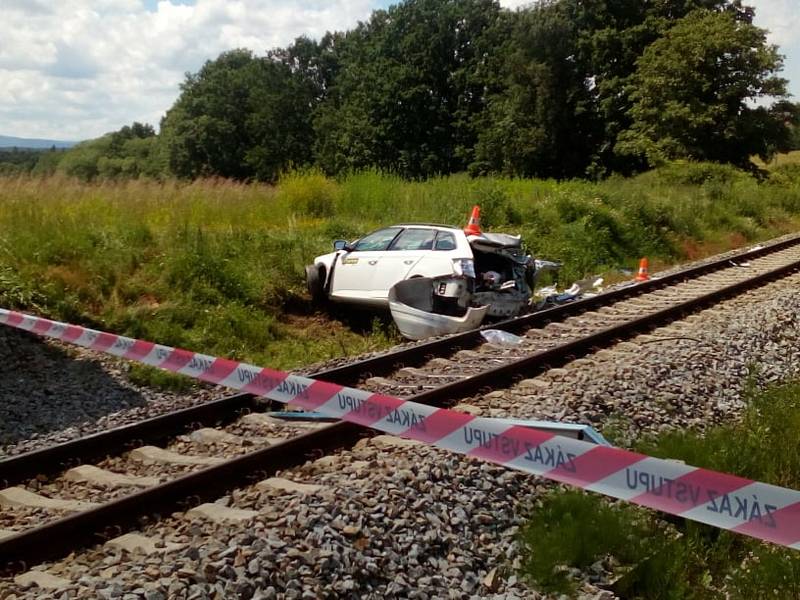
[[2, 233, 800, 577]]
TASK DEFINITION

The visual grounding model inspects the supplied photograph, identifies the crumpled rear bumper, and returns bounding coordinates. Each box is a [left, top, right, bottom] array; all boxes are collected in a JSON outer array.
[[388, 276, 489, 340]]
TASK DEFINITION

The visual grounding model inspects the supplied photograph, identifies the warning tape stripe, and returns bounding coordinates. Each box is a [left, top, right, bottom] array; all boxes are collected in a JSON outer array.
[[2, 307, 799, 550]]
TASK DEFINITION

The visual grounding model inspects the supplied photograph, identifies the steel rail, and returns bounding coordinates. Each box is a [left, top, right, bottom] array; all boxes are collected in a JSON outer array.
[[0, 422, 363, 575], [2, 253, 799, 573]]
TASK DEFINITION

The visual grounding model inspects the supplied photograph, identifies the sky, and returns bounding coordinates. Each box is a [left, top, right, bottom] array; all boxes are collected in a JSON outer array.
[[0, 0, 797, 141]]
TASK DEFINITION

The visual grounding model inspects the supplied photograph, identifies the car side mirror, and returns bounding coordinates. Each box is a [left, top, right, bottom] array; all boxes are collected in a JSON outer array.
[[333, 240, 348, 251]]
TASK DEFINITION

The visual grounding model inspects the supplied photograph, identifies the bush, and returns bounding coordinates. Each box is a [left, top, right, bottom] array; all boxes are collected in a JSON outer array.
[[650, 161, 753, 186], [278, 170, 339, 218], [767, 163, 800, 186], [519, 491, 657, 594], [471, 182, 521, 228], [1, 169, 800, 377]]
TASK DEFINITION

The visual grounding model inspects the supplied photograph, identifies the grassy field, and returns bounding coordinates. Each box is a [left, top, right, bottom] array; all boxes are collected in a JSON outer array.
[[1, 162, 799, 379], [752, 149, 800, 169], [519, 380, 800, 599]]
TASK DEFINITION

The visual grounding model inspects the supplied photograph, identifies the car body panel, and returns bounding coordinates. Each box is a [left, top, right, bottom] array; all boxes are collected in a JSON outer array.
[[330, 252, 375, 297], [313, 225, 473, 305]]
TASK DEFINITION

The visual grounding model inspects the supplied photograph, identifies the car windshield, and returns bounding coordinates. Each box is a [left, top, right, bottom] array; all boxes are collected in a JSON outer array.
[[353, 227, 402, 251]]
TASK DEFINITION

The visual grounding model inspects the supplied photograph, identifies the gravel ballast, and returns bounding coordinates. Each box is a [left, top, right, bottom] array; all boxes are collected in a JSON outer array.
[[0, 328, 227, 457]]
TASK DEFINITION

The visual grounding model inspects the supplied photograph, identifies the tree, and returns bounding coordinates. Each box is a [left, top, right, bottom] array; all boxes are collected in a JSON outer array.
[[790, 103, 800, 151], [616, 9, 790, 167], [54, 122, 162, 181], [313, 0, 504, 178], [160, 49, 317, 181], [471, 2, 598, 178], [568, 0, 750, 174]]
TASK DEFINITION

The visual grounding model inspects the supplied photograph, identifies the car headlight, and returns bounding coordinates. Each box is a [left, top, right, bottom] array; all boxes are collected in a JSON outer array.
[[452, 258, 476, 278]]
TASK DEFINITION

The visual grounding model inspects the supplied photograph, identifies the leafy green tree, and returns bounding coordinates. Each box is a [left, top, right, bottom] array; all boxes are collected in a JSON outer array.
[[160, 49, 316, 181], [31, 148, 67, 176], [269, 34, 340, 103], [0, 148, 44, 175], [41, 0, 796, 183], [313, 0, 504, 178], [569, 0, 749, 174], [616, 9, 791, 167], [471, 2, 598, 178], [57, 143, 104, 180], [786, 102, 800, 151], [55, 121, 161, 181]]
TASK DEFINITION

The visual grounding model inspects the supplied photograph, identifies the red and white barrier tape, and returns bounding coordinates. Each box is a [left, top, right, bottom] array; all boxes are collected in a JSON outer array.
[[2, 307, 799, 550]]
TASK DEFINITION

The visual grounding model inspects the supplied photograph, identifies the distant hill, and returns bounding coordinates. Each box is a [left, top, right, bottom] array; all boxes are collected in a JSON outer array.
[[0, 135, 77, 150]]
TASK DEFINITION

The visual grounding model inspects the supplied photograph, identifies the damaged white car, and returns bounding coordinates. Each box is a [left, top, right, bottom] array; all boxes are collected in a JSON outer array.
[[306, 212, 543, 339]]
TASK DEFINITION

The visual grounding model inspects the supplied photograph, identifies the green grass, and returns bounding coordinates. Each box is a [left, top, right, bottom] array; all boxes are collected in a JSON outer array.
[[127, 364, 196, 393], [0, 163, 799, 385], [518, 490, 659, 594], [518, 380, 800, 599]]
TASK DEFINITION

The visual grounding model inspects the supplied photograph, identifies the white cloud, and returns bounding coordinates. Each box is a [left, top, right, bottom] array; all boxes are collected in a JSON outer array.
[[745, 1, 800, 98], [0, 0, 375, 139], [748, 0, 800, 49], [0, 0, 796, 140]]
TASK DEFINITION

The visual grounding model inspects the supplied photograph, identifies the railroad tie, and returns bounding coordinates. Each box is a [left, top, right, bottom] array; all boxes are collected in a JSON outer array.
[[187, 427, 267, 446], [240, 412, 328, 431], [518, 378, 550, 391], [257, 477, 323, 495], [105, 533, 184, 555], [13, 570, 71, 591], [186, 503, 258, 524], [64, 465, 159, 488], [128, 446, 225, 466], [0, 487, 98, 512], [367, 434, 424, 450]]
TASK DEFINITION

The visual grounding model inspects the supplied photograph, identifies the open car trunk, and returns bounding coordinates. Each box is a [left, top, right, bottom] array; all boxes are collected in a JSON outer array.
[[468, 233, 533, 318], [387, 231, 539, 339]]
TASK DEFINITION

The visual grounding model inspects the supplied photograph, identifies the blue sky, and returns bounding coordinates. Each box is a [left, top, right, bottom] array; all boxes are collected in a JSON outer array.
[[0, 0, 796, 140]]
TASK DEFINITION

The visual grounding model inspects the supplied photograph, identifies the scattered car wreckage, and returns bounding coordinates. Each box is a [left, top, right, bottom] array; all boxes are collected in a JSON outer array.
[[305, 206, 588, 339]]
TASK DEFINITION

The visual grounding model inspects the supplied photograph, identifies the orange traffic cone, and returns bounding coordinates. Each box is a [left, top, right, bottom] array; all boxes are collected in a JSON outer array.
[[464, 205, 482, 236], [635, 257, 649, 282]]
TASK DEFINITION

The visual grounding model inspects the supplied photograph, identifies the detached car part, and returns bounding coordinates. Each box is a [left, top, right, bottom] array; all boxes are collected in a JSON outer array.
[[388, 276, 489, 340]]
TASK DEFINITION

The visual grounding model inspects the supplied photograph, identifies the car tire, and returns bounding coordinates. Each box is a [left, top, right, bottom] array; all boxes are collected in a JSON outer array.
[[306, 264, 327, 302]]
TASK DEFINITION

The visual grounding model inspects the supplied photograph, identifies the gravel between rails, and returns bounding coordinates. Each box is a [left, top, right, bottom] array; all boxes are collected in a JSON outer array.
[[0, 328, 229, 458], [2, 262, 800, 597]]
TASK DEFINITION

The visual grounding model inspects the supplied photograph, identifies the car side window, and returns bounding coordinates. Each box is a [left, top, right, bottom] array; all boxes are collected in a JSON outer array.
[[389, 228, 436, 251], [353, 227, 402, 251], [434, 231, 457, 251]]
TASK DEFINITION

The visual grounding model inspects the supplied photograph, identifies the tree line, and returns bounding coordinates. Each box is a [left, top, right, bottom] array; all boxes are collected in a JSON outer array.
[[16, 0, 800, 182]]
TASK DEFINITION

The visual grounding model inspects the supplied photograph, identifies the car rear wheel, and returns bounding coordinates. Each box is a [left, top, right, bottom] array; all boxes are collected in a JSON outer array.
[[305, 264, 327, 302]]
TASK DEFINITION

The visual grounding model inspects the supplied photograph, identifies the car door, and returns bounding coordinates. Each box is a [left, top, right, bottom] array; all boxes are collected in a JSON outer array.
[[370, 227, 438, 297], [330, 227, 402, 301]]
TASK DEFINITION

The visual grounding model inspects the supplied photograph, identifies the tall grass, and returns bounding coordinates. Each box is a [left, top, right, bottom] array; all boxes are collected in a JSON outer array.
[[1, 163, 799, 374]]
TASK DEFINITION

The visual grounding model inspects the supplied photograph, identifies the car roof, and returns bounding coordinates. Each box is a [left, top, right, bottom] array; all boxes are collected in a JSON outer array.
[[394, 223, 461, 231]]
